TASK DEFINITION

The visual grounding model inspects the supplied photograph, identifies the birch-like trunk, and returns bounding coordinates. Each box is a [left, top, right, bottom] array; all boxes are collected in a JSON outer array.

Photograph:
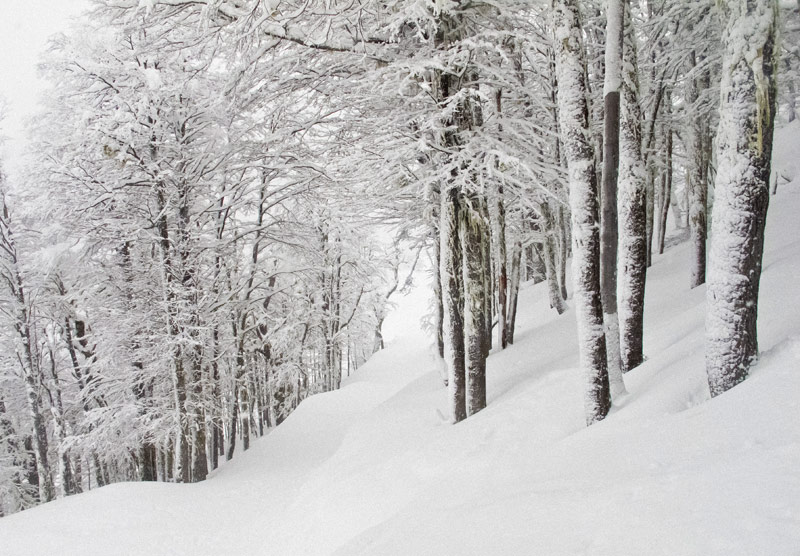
[[601, 0, 626, 397], [706, 0, 778, 397], [617, 1, 648, 372], [552, 0, 611, 425]]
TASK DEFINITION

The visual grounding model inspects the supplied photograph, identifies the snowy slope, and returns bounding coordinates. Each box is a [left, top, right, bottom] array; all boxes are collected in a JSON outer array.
[[1, 125, 799, 554]]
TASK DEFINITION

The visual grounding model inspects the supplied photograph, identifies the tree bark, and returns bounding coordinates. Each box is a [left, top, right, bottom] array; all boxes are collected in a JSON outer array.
[[657, 127, 673, 255], [601, 0, 626, 397], [617, 1, 648, 372], [552, 0, 611, 425], [441, 184, 467, 422], [461, 195, 488, 416], [706, 0, 777, 397]]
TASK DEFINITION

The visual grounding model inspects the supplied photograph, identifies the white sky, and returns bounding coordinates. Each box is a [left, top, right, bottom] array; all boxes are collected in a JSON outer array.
[[0, 0, 89, 176]]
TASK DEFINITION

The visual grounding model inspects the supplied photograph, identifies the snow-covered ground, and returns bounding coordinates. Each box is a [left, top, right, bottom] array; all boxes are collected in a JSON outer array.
[[1, 123, 799, 554]]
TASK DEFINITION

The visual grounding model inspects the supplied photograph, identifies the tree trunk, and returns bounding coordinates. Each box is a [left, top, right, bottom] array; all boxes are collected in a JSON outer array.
[[441, 185, 467, 422], [557, 205, 570, 300], [617, 1, 648, 372], [542, 203, 568, 314], [506, 240, 522, 345], [433, 221, 446, 359], [601, 0, 626, 397], [687, 51, 710, 289], [657, 127, 673, 255], [706, 0, 777, 397], [552, 0, 611, 425], [46, 345, 75, 497], [461, 195, 488, 416]]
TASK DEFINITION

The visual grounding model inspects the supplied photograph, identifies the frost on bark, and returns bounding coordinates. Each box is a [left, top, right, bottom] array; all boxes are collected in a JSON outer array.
[[706, 0, 778, 397], [601, 0, 626, 397], [552, 0, 611, 425], [430, 185, 446, 360], [617, 1, 648, 373], [433, 11, 491, 423], [461, 195, 488, 416], [441, 185, 467, 422], [541, 202, 567, 315], [686, 50, 712, 289], [495, 183, 509, 349]]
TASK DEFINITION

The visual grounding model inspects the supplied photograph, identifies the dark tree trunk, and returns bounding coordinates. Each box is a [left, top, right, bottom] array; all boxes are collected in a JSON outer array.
[[505, 241, 522, 345], [461, 195, 488, 416], [441, 185, 467, 422], [657, 128, 673, 255]]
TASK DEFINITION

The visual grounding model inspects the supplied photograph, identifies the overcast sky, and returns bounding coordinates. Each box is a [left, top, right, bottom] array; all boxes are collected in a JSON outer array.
[[0, 0, 89, 175]]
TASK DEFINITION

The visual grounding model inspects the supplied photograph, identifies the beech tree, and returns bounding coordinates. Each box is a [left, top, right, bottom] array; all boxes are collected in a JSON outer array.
[[600, 0, 626, 396], [552, 0, 611, 425], [706, 0, 778, 397]]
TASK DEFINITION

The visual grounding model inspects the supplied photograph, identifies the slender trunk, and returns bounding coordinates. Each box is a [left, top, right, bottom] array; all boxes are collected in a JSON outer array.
[[461, 195, 488, 416], [506, 239, 523, 345], [557, 205, 570, 300], [226, 386, 238, 461], [687, 50, 710, 289], [432, 204, 446, 359], [617, 1, 648, 372], [190, 357, 208, 482], [441, 185, 467, 422], [46, 346, 75, 497], [657, 127, 673, 254], [542, 203, 568, 314], [645, 166, 655, 267], [495, 90, 509, 350], [601, 0, 626, 396], [496, 190, 508, 349]]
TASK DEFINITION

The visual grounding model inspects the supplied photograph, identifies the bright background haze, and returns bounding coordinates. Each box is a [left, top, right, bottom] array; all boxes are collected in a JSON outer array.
[[0, 0, 88, 175]]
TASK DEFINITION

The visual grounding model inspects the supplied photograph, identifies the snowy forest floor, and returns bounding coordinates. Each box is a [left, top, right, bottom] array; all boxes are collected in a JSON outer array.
[[2, 122, 800, 555]]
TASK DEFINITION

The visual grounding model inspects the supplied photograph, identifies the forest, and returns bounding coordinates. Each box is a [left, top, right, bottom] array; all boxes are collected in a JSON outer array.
[[0, 0, 797, 535]]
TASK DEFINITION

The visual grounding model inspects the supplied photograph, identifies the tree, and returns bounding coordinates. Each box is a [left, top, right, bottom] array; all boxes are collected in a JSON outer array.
[[600, 0, 627, 396], [617, 0, 649, 372], [706, 0, 778, 397], [552, 0, 611, 425]]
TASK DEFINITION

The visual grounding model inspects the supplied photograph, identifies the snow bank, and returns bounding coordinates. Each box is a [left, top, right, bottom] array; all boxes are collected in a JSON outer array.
[[1, 128, 799, 555]]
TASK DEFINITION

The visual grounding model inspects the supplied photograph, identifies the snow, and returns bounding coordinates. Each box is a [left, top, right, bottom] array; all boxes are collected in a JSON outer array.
[[2, 137, 800, 554]]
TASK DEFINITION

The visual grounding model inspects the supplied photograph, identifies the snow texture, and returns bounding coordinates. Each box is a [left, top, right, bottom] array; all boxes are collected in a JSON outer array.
[[2, 127, 800, 556]]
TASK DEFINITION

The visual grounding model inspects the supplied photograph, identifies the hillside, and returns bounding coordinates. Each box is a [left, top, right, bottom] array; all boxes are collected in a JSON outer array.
[[1, 122, 799, 555]]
